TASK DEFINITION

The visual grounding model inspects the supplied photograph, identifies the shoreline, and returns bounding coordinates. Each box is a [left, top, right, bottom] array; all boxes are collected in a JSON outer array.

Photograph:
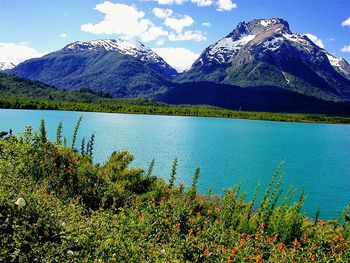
[[1, 103, 350, 125]]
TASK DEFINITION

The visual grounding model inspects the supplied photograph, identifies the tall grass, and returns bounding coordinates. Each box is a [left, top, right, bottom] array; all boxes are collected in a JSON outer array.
[[0, 119, 348, 262]]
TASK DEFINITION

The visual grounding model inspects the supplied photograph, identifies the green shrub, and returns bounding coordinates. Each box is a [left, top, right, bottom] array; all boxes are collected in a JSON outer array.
[[0, 121, 349, 262]]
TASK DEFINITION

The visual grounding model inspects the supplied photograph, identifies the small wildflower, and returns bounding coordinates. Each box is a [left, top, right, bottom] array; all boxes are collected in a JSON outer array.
[[67, 250, 74, 256], [293, 239, 301, 247], [258, 224, 265, 231], [276, 242, 286, 252], [160, 249, 165, 253], [335, 244, 346, 251], [204, 249, 210, 256], [173, 223, 180, 232], [265, 236, 274, 243], [230, 248, 237, 257], [332, 236, 345, 242], [15, 198, 26, 208]]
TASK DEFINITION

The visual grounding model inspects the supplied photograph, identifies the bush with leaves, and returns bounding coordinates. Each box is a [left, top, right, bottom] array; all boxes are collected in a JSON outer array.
[[0, 120, 349, 262]]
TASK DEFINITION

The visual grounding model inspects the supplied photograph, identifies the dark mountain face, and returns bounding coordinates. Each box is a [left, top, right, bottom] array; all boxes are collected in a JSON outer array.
[[178, 18, 350, 102], [10, 39, 176, 98], [157, 81, 350, 116]]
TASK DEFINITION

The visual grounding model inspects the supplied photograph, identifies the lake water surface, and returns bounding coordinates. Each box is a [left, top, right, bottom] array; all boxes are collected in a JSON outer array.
[[1, 109, 349, 219]]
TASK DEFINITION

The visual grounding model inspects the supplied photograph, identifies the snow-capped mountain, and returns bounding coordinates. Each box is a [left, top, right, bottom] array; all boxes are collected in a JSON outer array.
[[180, 18, 350, 101], [0, 62, 15, 71], [9, 39, 178, 97], [325, 53, 350, 80], [61, 39, 178, 78]]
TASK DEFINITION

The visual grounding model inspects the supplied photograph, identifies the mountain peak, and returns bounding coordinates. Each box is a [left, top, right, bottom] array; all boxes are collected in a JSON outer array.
[[60, 38, 178, 77], [61, 39, 161, 63], [230, 18, 290, 40], [0, 62, 15, 71], [62, 39, 149, 54], [181, 17, 350, 101], [192, 18, 294, 67]]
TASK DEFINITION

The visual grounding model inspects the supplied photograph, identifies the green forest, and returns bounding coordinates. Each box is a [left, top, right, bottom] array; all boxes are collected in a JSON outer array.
[[1, 73, 350, 124], [0, 119, 349, 262]]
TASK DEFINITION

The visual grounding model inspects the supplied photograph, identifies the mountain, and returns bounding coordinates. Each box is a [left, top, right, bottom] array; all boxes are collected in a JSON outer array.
[[1, 72, 349, 116], [62, 40, 178, 79], [178, 18, 350, 102], [10, 39, 177, 97], [0, 62, 15, 71], [0, 72, 111, 102], [156, 81, 350, 116]]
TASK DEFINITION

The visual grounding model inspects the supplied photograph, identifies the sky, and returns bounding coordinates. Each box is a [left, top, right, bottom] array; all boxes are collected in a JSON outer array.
[[0, 0, 349, 72]]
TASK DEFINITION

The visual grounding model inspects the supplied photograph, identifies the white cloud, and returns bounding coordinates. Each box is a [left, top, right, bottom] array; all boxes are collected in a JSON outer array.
[[202, 22, 211, 27], [152, 47, 199, 72], [152, 0, 237, 11], [304, 33, 325, 48], [216, 0, 237, 11], [60, 33, 67, 38], [82, 1, 208, 43], [140, 26, 168, 42], [341, 45, 350, 53], [156, 39, 166, 45], [164, 15, 194, 32], [168, 30, 206, 41], [81, 1, 167, 42], [152, 7, 173, 19], [155, 0, 187, 4], [341, 17, 350, 27], [191, 0, 213, 7], [0, 42, 47, 65]]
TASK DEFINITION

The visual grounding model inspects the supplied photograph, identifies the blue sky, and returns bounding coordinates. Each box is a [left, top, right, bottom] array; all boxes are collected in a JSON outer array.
[[0, 0, 349, 71]]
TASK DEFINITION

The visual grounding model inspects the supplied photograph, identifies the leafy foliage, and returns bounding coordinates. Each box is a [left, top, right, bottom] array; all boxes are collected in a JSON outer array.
[[0, 121, 349, 261]]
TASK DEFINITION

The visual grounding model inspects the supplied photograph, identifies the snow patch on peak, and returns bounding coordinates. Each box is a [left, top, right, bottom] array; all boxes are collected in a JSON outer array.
[[62, 39, 165, 64], [0, 62, 15, 71], [326, 53, 343, 68], [326, 53, 349, 76], [263, 37, 283, 51], [260, 20, 273, 27], [64, 39, 149, 54], [206, 34, 256, 64]]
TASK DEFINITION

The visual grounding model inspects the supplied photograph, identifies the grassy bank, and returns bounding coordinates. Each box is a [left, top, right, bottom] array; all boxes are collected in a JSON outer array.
[[1, 96, 350, 124], [0, 119, 349, 262]]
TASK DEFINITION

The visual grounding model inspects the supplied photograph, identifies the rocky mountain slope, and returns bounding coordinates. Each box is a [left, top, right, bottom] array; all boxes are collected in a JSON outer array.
[[178, 18, 350, 102], [10, 39, 177, 97], [0, 62, 15, 71]]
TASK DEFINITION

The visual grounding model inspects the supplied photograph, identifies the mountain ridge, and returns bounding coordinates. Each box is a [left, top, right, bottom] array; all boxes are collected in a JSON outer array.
[[178, 18, 350, 102], [9, 39, 177, 98], [7, 18, 350, 109]]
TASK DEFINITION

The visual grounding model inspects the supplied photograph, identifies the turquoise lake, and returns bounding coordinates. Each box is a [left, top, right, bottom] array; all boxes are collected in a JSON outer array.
[[1, 108, 349, 219]]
